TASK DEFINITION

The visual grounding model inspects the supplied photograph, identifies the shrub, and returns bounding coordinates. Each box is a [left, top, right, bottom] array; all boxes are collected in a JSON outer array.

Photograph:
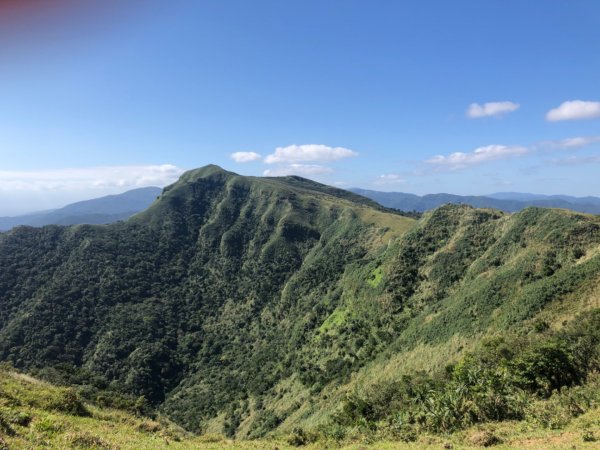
[[34, 416, 64, 434], [247, 410, 283, 438], [65, 431, 114, 449], [48, 389, 88, 416], [526, 373, 600, 429], [331, 311, 600, 437], [318, 421, 346, 442], [287, 427, 318, 446], [0, 415, 14, 436], [582, 430, 596, 442], [136, 419, 162, 433], [0, 408, 32, 427], [467, 430, 502, 447], [511, 340, 579, 396]]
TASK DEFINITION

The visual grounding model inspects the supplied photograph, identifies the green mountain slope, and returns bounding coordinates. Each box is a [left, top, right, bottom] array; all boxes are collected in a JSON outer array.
[[1, 165, 599, 442], [0, 166, 414, 432]]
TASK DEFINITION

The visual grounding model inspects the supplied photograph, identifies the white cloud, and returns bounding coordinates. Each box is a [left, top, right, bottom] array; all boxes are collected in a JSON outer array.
[[546, 100, 600, 121], [466, 101, 520, 118], [0, 165, 185, 215], [539, 135, 600, 151], [374, 173, 405, 186], [426, 145, 529, 171], [230, 151, 262, 163], [262, 164, 333, 177], [264, 144, 358, 164], [0, 164, 184, 192]]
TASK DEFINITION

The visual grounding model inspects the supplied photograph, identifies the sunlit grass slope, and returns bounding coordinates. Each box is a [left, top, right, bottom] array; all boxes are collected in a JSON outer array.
[[1, 366, 599, 449]]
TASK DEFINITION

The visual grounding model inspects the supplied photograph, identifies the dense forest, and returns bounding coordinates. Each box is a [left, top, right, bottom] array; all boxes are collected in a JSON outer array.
[[1, 165, 599, 445]]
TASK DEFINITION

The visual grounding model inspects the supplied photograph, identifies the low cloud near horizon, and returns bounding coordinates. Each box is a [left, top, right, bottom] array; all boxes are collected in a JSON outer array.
[[375, 173, 405, 186], [426, 145, 529, 171], [263, 164, 333, 177], [0, 164, 184, 216]]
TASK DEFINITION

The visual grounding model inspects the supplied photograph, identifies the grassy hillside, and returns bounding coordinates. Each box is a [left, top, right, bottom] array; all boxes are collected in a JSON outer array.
[[1, 165, 600, 444], [1, 366, 599, 449]]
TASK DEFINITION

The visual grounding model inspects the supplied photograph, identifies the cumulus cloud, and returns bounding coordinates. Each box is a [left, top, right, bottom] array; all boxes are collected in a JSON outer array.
[[374, 173, 405, 186], [230, 151, 262, 163], [262, 164, 333, 177], [426, 145, 529, 171], [538, 135, 600, 151], [264, 144, 358, 164], [466, 101, 520, 118], [546, 100, 600, 121]]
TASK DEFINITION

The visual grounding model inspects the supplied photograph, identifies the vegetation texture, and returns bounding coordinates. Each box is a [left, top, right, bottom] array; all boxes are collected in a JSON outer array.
[[1, 165, 600, 446], [1, 365, 599, 449]]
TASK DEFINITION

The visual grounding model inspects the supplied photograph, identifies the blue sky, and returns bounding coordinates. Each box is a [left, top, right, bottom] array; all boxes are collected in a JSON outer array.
[[0, 0, 599, 214]]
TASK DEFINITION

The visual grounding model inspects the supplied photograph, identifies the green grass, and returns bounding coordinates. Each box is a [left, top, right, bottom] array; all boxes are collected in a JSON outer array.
[[1, 367, 599, 449], [318, 308, 348, 334], [367, 267, 383, 288]]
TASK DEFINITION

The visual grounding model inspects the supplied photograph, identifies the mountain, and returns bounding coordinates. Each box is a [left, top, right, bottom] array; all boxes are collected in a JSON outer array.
[[351, 188, 600, 214], [489, 191, 600, 206], [1, 165, 600, 444], [487, 192, 553, 202], [0, 186, 162, 231]]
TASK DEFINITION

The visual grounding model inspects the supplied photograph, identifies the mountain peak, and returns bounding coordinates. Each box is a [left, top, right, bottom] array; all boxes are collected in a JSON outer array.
[[178, 164, 236, 183]]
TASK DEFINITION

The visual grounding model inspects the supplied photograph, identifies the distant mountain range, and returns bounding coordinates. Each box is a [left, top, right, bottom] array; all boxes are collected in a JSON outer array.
[[1, 185, 597, 233], [351, 189, 600, 214], [0, 187, 161, 231]]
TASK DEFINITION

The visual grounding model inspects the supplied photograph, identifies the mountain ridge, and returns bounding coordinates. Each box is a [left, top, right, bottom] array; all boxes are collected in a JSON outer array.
[[489, 191, 600, 204], [3, 175, 597, 233], [351, 188, 600, 214], [1, 165, 599, 441]]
